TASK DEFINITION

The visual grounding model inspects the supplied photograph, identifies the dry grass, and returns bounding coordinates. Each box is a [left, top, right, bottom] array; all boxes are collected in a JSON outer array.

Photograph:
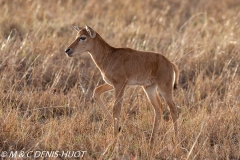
[[0, 0, 240, 159]]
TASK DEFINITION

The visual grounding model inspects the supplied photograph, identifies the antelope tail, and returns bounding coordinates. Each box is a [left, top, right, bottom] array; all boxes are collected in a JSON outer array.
[[172, 62, 179, 90]]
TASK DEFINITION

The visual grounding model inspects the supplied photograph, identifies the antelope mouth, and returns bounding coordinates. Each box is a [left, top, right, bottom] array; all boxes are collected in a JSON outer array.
[[65, 48, 74, 57], [66, 51, 74, 57]]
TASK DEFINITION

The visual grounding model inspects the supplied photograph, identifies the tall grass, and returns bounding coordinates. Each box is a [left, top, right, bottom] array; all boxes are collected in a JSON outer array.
[[0, 0, 239, 159]]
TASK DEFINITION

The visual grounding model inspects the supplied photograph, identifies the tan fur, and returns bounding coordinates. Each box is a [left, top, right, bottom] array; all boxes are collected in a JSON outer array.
[[65, 25, 180, 145]]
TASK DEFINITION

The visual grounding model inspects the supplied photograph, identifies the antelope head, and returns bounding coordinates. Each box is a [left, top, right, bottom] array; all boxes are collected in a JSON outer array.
[[65, 25, 96, 57]]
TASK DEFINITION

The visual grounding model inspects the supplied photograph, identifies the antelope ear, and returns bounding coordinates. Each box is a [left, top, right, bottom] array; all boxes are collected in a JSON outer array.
[[85, 25, 96, 38], [72, 25, 82, 32]]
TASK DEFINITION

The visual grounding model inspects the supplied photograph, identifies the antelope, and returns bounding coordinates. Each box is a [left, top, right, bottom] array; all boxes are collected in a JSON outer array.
[[65, 25, 179, 145]]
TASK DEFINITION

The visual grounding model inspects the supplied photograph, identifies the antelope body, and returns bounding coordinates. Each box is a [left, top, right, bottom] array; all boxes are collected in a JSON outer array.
[[65, 25, 179, 145]]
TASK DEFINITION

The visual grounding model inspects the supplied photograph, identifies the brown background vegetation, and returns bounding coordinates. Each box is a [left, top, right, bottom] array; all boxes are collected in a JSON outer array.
[[0, 0, 239, 159]]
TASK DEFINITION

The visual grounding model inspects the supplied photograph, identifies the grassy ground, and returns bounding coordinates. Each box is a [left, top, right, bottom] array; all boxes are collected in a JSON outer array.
[[0, 0, 239, 159]]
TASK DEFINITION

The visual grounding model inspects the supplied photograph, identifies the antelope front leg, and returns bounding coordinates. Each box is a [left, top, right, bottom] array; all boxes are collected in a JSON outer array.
[[93, 83, 114, 122], [113, 83, 126, 137]]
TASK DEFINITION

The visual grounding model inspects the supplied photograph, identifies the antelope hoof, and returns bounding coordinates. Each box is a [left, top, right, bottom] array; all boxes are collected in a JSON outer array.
[[118, 126, 121, 133]]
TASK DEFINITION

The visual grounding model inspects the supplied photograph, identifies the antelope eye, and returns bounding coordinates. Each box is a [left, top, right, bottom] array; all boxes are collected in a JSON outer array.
[[79, 36, 86, 41]]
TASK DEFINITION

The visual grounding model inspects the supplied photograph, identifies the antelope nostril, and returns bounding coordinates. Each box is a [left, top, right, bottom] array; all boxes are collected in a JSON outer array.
[[65, 48, 70, 53]]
